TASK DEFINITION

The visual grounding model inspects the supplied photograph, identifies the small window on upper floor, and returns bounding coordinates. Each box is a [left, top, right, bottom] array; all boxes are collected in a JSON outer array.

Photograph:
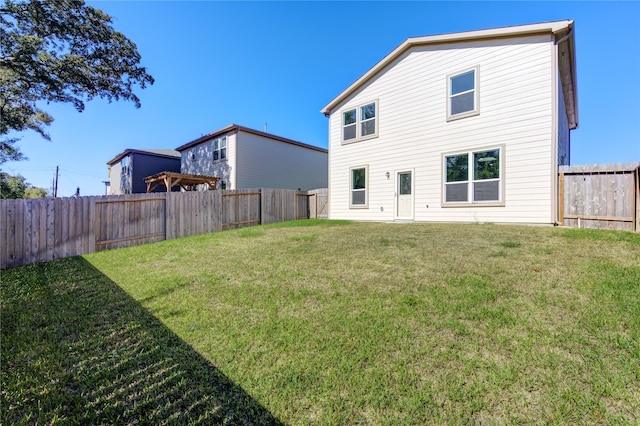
[[447, 67, 479, 121], [342, 100, 378, 143], [120, 156, 129, 175], [213, 136, 227, 161], [190, 148, 196, 161]]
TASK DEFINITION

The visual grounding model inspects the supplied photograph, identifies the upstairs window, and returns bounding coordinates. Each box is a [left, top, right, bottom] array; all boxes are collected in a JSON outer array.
[[342, 100, 378, 143], [190, 148, 196, 161], [213, 136, 227, 161], [443, 147, 502, 205], [448, 67, 479, 120], [120, 156, 130, 175]]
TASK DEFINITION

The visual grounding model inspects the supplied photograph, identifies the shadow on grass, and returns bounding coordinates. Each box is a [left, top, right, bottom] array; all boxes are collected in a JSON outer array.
[[1, 257, 283, 425]]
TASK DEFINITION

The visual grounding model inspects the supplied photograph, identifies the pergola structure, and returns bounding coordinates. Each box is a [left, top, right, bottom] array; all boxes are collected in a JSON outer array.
[[144, 171, 220, 193]]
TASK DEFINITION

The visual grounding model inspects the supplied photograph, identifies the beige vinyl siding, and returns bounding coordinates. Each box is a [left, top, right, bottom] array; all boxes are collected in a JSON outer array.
[[235, 131, 327, 191], [329, 34, 556, 223], [108, 163, 123, 195]]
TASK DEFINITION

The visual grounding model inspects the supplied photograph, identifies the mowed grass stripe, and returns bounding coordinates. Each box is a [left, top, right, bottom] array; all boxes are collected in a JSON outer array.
[[2, 221, 639, 424]]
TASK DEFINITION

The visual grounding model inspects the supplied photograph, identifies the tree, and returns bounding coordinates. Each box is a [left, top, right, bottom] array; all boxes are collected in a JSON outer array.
[[24, 186, 47, 198], [0, 0, 154, 163], [0, 171, 47, 198], [0, 171, 27, 198]]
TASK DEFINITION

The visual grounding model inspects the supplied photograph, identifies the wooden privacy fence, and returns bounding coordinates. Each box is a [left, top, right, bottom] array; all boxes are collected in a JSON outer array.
[[559, 163, 639, 232], [308, 188, 328, 219], [1, 188, 325, 269]]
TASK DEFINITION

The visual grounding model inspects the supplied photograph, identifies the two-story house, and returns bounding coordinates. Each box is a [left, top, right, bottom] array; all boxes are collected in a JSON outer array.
[[321, 20, 577, 224], [107, 149, 181, 194], [176, 124, 328, 191]]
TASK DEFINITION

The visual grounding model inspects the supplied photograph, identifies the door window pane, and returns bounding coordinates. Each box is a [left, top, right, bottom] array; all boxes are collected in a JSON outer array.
[[399, 173, 411, 195]]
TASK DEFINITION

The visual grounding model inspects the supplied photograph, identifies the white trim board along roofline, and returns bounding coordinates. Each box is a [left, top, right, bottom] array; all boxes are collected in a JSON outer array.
[[321, 20, 577, 129]]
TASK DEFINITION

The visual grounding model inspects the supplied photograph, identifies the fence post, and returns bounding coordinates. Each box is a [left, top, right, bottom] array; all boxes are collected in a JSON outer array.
[[259, 188, 263, 225], [558, 171, 565, 225]]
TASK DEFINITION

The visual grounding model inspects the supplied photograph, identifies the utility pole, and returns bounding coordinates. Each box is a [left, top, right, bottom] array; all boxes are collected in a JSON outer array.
[[53, 166, 59, 198]]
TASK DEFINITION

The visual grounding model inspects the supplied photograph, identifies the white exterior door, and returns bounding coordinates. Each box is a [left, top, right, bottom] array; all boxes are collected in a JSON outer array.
[[396, 170, 414, 220]]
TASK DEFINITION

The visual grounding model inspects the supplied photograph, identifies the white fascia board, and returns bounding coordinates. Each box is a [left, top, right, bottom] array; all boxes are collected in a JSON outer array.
[[321, 20, 574, 115]]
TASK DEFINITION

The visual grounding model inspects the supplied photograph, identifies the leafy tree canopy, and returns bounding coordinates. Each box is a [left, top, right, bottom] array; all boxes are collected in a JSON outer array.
[[0, 0, 154, 163], [0, 171, 47, 198], [24, 185, 47, 198]]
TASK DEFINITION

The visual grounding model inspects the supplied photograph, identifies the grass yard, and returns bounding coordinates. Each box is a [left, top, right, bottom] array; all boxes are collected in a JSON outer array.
[[2, 220, 639, 424]]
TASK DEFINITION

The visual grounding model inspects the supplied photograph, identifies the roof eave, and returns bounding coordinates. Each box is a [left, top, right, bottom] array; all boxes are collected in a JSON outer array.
[[106, 149, 180, 165], [556, 23, 578, 130], [175, 124, 327, 154], [321, 20, 575, 115]]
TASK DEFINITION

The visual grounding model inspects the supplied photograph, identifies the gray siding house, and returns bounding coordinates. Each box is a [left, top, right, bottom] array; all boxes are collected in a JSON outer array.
[[176, 124, 328, 191], [107, 149, 181, 194]]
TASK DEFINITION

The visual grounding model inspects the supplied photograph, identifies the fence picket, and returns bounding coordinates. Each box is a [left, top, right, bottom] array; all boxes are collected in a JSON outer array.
[[2, 187, 306, 269], [559, 163, 638, 231]]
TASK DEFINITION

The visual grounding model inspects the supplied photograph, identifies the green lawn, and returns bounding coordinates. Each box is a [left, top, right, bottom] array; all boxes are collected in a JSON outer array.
[[2, 220, 639, 424]]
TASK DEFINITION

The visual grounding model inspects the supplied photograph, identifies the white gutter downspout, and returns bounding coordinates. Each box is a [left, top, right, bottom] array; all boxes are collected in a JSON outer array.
[[553, 28, 573, 226], [554, 29, 573, 46]]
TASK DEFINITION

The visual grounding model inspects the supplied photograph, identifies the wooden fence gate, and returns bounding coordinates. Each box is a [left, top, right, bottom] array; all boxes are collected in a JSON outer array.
[[559, 163, 639, 232]]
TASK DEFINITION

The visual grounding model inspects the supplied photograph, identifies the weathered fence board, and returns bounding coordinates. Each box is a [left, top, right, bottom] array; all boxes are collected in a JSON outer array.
[[1, 188, 322, 269], [559, 163, 639, 231], [308, 188, 328, 219]]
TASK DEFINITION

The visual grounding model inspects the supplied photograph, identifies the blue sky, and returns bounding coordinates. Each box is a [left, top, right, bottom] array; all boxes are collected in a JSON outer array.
[[4, 1, 640, 196]]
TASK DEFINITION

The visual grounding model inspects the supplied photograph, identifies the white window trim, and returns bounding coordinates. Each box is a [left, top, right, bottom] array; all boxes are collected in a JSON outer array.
[[212, 136, 227, 162], [442, 145, 504, 207], [446, 66, 480, 121], [341, 99, 379, 144], [349, 165, 369, 209]]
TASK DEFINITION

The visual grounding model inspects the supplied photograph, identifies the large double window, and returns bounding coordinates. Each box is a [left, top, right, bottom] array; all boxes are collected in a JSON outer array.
[[213, 136, 227, 161], [342, 100, 378, 143], [444, 147, 503, 205], [447, 67, 479, 120], [350, 165, 368, 208]]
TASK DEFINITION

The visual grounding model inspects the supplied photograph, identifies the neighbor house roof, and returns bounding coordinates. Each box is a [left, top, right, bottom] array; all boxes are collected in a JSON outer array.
[[321, 20, 578, 129], [175, 124, 328, 153], [106, 149, 180, 166]]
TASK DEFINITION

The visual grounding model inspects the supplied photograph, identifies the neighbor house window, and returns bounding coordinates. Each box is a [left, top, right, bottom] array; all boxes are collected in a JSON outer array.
[[443, 147, 502, 205], [190, 148, 196, 161], [350, 165, 368, 208], [213, 136, 227, 161], [447, 67, 479, 120], [342, 100, 378, 143], [220, 179, 227, 190], [120, 156, 129, 175]]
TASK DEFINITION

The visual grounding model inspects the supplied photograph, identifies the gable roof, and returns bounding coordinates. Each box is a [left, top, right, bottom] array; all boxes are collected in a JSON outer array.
[[107, 149, 180, 166], [321, 20, 577, 129], [175, 124, 328, 153]]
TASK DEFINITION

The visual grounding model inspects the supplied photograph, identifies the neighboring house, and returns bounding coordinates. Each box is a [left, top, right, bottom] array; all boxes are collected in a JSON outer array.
[[176, 124, 328, 191], [106, 149, 181, 194], [321, 20, 578, 225]]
